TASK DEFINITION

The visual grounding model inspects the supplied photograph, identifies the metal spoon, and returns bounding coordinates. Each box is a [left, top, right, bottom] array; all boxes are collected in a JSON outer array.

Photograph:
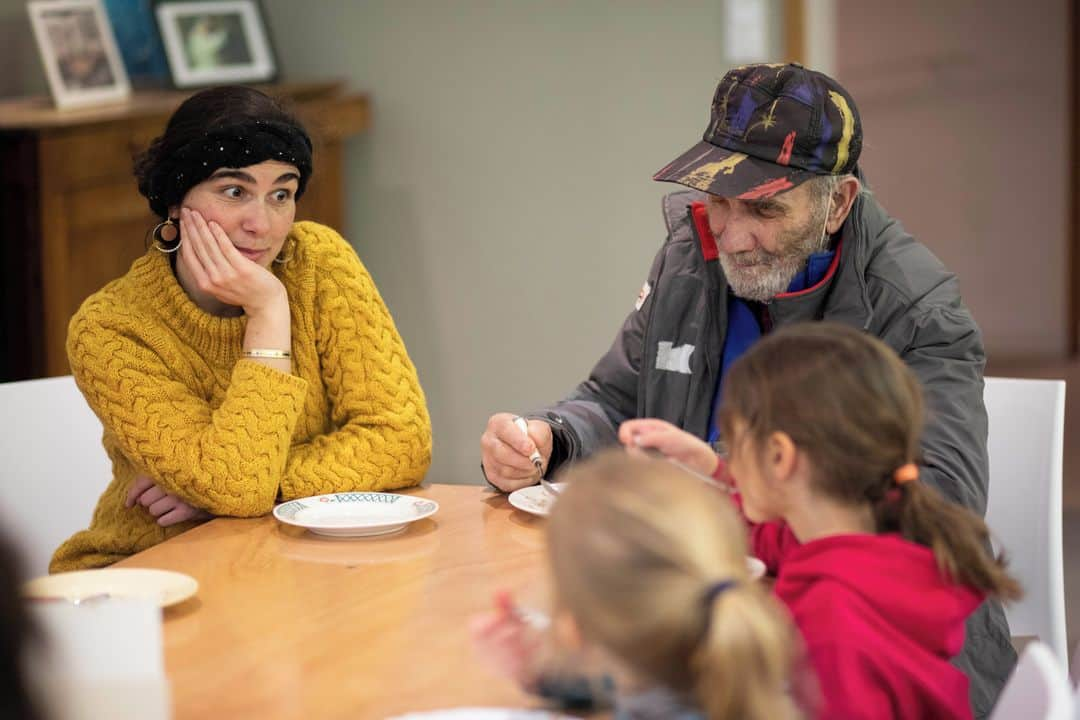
[[539, 476, 562, 497], [512, 416, 550, 487]]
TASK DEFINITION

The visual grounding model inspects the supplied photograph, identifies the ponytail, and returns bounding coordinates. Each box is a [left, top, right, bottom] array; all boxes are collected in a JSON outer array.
[[874, 479, 1022, 600], [548, 451, 806, 720], [719, 323, 1023, 602], [692, 583, 804, 720]]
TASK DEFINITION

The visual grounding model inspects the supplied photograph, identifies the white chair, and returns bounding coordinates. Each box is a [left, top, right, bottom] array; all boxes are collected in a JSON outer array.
[[989, 642, 1073, 720], [1075, 664, 1080, 720], [0, 376, 110, 577], [984, 377, 1068, 664]]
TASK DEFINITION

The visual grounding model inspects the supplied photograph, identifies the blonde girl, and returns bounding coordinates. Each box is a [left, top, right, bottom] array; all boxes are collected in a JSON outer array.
[[472, 451, 803, 720]]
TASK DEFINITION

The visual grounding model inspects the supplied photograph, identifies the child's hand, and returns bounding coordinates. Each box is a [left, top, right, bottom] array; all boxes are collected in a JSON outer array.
[[469, 590, 544, 691], [618, 418, 720, 476]]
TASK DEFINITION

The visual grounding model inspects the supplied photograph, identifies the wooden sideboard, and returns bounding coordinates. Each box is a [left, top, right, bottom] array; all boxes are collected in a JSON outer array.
[[0, 81, 369, 382]]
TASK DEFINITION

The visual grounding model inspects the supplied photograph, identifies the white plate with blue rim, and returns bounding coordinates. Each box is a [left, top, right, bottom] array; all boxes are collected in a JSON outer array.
[[273, 492, 439, 538]]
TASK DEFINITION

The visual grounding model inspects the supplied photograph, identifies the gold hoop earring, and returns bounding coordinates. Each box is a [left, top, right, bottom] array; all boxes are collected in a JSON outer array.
[[273, 237, 294, 265], [148, 218, 181, 253]]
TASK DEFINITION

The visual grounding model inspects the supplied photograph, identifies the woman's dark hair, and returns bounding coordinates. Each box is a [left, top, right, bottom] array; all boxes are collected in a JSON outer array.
[[0, 529, 46, 720], [134, 85, 313, 219], [718, 322, 1021, 601]]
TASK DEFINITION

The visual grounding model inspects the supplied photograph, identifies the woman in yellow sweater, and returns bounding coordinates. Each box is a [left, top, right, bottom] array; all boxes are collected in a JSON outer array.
[[51, 86, 432, 572]]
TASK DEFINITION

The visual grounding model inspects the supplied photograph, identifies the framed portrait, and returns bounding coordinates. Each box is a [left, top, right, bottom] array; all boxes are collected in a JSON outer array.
[[27, 0, 132, 109], [153, 0, 278, 88]]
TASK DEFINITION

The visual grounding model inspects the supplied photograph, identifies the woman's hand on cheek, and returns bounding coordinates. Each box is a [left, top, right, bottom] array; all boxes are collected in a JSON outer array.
[[180, 207, 287, 316]]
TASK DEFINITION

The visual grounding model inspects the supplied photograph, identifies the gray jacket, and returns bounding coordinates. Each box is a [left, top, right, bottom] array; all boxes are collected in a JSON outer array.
[[528, 187, 1015, 717]]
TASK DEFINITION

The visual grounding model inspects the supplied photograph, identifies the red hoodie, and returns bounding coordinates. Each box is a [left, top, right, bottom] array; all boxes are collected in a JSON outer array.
[[751, 520, 984, 720]]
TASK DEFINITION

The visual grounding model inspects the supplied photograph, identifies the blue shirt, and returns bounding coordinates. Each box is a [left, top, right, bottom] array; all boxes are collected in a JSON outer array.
[[706, 249, 835, 445]]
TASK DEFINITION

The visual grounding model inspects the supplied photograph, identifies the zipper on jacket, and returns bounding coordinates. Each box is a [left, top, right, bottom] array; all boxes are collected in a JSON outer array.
[[686, 206, 725, 437]]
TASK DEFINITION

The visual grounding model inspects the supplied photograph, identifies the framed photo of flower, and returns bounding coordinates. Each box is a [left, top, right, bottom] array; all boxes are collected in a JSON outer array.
[[27, 0, 132, 109], [153, 0, 278, 88]]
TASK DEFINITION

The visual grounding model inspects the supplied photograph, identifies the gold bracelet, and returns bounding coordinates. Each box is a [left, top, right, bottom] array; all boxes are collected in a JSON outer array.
[[242, 348, 291, 359]]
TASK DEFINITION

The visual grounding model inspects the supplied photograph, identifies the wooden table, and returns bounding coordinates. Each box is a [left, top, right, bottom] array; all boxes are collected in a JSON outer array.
[[115, 484, 551, 719]]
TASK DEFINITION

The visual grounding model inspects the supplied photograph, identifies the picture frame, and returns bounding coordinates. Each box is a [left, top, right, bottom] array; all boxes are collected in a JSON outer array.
[[152, 0, 278, 88], [27, 0, 132, 109], [103, 0, 171, 89]]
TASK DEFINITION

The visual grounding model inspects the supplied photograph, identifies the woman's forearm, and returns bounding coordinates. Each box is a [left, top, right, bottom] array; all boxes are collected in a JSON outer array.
[[242, 291, 292, 374]]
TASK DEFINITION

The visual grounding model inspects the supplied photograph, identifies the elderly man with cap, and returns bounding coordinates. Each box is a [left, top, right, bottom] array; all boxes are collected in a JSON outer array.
[[480, 63, 1013, 716]]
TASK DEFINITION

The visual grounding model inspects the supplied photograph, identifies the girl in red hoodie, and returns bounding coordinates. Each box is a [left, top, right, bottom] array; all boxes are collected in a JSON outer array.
[[620, 322, 1021, 720]]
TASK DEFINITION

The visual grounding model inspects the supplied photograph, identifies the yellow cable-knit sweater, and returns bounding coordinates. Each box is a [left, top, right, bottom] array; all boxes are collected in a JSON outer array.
[[51, 221, 432, 572]]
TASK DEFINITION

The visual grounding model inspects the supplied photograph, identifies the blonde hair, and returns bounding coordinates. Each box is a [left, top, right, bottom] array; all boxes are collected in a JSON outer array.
[[547, 450, 802, 720]]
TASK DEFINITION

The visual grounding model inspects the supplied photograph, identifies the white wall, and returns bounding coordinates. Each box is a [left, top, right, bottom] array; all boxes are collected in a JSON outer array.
[[260, 1, 746, 484]]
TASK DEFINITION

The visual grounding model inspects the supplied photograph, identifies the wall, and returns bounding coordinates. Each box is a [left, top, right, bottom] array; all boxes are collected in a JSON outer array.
[[8, 1, 1066, 488], [1, 0, 760, 486], [257, 0, 751, 485], [835, 0, 1071, 358], [0, 0, 46, 97]]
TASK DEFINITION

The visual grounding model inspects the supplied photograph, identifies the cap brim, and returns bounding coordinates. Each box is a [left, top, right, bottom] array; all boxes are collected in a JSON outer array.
[[653, 140, 817, 200]]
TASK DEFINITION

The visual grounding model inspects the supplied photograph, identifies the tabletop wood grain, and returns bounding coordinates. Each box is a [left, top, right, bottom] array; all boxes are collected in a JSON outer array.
[[115, 484, 555, 720]]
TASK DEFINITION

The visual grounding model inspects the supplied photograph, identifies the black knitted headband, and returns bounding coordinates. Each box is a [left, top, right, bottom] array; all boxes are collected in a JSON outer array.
[[141, 119, 313, 219]]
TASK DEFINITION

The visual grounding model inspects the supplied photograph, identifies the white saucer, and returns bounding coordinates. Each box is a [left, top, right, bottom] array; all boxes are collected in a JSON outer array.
[[273, 492, 439, 537], [507, 483, 566, 517], [23, 568, 198, 608]]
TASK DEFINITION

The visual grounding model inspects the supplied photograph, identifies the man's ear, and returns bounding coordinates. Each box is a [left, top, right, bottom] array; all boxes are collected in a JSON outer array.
[[827, 175, 861, 234]]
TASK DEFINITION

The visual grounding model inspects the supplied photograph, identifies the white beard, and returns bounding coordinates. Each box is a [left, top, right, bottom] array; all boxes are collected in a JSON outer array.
[[719, 249, 810, 302], [719, 197, 832, 302]]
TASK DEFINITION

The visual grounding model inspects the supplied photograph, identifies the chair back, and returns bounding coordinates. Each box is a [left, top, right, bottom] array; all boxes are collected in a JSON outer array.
[[0, 376, 109, 576], [984, 377, 1068, 663], [989, 642, 1073, 720]]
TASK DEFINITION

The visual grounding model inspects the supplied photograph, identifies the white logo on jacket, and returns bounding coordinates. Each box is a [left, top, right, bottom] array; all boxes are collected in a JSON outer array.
[[656, 342, 694, 374]]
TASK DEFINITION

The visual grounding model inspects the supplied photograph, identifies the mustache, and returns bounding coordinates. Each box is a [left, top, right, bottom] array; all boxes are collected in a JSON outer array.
[[722, 248, 779, 267]]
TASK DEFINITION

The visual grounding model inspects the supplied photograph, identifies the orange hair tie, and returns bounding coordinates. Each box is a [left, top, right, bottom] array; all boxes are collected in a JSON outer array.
[[893, 463, 919, 485]]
